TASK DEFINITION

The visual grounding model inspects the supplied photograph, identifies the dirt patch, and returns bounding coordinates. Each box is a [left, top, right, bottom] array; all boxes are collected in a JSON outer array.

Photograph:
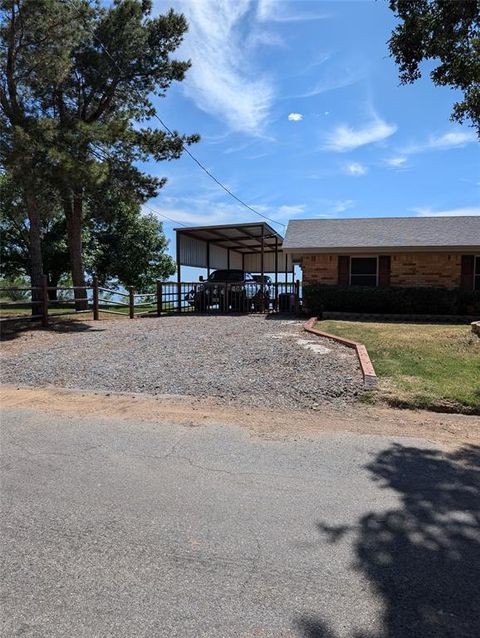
[[2, 384, 478, 448]]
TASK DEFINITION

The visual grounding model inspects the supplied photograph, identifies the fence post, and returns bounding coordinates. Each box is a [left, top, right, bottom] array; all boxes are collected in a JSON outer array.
[[294, 279, 300, 314], [176, 281, 182, 314], [92, 275, 99, 320], [156, 281, 162, 317], [129, 286, 135, 319], [41, 275, 49, 327]]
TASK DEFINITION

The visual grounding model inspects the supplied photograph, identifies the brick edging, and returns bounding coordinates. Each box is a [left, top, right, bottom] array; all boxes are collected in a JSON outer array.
[[304, 317, 378, 389]]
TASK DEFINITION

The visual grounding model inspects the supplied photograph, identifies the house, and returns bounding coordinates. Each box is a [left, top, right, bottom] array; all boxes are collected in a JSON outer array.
[[283, 216, 480, 291]]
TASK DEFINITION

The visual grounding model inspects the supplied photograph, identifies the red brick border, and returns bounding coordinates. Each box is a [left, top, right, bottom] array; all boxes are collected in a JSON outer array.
[[304, 317, 378, 388]]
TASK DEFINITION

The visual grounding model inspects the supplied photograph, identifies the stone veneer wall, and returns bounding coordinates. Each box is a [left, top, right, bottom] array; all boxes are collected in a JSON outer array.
[[301, 252, 464, 288]]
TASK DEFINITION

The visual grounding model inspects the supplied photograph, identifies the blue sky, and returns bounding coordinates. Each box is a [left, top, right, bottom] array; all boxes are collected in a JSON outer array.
[[146, 0, 479, 260]]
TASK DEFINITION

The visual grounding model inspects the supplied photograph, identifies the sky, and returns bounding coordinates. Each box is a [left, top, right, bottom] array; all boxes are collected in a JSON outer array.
[[145, 0, 480, 265]]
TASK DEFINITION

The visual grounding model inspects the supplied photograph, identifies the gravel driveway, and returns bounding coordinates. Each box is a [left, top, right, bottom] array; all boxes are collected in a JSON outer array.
[[1, 315, 362, 410]]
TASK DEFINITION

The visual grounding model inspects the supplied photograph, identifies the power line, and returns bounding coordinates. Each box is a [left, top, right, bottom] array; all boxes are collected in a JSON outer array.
[[62, 0, 286, 230], [89, 142, 188, 227]]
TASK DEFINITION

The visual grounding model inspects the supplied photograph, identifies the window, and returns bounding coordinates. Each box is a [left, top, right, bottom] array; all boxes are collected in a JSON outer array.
[[475, 256, 480, 291], [350, 257, 378, 287]]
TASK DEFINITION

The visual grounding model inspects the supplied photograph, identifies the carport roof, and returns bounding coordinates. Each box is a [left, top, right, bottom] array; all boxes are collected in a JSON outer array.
[[174, 222, 283, 253]]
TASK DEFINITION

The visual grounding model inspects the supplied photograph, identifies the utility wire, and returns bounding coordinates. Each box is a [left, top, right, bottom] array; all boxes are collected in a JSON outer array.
[[89, 142, 188, 227], [62, 0, 286, 230]]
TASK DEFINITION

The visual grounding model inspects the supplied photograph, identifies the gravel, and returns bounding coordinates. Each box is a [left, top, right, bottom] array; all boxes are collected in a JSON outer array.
[[1, 315, 363, 410]]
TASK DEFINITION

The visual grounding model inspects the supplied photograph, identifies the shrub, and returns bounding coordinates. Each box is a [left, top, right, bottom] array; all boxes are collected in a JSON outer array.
[[302, 284, 480, 316], [0, 276, 31, 301]]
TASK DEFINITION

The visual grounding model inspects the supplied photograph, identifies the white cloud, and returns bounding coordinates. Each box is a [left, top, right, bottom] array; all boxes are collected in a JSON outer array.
[[385, 156, 407, 168], [277, 204, 306, 216], [293, 68, 364, 99], [413, 206, 480, 217], [257, 0, 329, 22], [402, 130, 476, 154], [323, 117, 397, 152], [288, 112, 303, 122], [175, 1, 274, 135], [344, 162, 367, 176], [329, 200, 355, 214]]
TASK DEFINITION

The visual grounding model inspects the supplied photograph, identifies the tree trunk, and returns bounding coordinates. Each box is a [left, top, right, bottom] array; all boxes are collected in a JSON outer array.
[[63, 191, 88, 310], [47, 274, 60, 301], [24, 186, 44, 316]]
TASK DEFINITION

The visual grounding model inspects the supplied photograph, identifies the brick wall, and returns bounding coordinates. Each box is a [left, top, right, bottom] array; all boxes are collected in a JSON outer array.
[[390, 253, 461, 288], [301, 255, 338, 285], [301, 252, 464, 288]]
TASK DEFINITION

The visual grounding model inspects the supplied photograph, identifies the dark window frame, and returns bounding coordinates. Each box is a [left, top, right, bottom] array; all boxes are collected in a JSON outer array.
[[349, 256, 378, 287], [475, 256, 480, 291]]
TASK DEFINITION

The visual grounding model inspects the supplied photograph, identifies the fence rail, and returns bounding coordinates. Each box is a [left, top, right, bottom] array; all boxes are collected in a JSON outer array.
[[1, 276, 301, 326]]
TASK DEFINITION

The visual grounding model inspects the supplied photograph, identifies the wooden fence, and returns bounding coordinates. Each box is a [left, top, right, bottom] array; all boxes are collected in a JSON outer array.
[[0, 276, 301, 326]]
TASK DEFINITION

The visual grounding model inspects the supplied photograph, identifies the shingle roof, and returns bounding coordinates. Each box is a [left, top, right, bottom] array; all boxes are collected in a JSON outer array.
[[283, 216, 480, 253]]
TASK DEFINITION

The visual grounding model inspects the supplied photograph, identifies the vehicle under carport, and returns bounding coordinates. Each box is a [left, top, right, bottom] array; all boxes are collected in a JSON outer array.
[[171, 222, 298, 313]]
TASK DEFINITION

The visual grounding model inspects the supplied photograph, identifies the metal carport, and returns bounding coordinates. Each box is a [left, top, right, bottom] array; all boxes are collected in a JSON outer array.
[[174, 221, 294, 284], [172, 222, 296, 313]]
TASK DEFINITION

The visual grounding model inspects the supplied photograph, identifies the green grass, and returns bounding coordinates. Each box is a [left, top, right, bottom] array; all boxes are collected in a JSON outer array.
[[317, 320, 480, 414]]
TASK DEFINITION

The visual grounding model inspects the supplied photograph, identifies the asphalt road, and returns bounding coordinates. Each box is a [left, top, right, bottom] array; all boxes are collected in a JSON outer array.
[[1, 407, 479, 638]]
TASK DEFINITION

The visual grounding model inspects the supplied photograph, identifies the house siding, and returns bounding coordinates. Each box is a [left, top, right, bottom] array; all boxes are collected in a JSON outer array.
[[301, 252, 464, 289]]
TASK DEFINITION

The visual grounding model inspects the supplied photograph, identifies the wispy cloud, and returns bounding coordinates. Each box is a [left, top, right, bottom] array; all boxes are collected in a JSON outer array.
[[344, 162, 367, 176], [288, 112, 303, 122], [176, 0, 274, 135], [323, 116, 397, 152], [402, 130, 476, 154], [332, 199, 355, 214], [413, 206, 480, 217], [384, 156, 408, 169], [277, 204, 306, 217], [313, 200, 356, 216], [151, 190, 305, 228], [257, 0, 329, 22], [292, 67, 364, 99]]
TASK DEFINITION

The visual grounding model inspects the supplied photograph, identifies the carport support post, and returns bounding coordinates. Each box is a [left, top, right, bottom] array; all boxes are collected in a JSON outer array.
[[156, 280, 162, 317], [274, 236, 278, 311], [260, 231, 265, 313], [176, 232, 182, 313]]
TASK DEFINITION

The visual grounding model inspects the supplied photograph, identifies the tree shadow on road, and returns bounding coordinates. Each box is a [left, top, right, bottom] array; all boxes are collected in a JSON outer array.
[[297, 444, 480, 638]]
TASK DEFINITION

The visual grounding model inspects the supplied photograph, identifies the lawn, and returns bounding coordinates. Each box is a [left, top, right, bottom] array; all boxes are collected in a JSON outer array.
[[317, 320, 480, 414]]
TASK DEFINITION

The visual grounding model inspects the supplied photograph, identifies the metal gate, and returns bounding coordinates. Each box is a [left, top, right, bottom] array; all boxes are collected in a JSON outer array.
[[158, 280, 301, 315]]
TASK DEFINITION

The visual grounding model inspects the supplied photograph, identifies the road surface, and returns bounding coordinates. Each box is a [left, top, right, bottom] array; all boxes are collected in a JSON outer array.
[[1, 406, 479, 637]]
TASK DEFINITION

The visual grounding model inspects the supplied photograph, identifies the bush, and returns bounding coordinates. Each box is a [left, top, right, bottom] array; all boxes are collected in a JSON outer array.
[[303, 284, 480, 316], [0, 276, 31, 301]]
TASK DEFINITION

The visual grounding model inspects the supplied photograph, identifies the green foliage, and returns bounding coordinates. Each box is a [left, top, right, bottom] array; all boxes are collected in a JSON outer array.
[[0, 275, 30, 300], [42, 0, 200, 199], [303, 284, 480, 316], [1, 170, 175, 291], [0, 173, 70, 283], [389, 0, 480, 136], [88, 205, 176, 291], [1, 0, 199, 294]]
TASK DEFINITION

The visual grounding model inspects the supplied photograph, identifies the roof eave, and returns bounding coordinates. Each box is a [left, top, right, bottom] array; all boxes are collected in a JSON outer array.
[[282, 245, 480, 254]]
